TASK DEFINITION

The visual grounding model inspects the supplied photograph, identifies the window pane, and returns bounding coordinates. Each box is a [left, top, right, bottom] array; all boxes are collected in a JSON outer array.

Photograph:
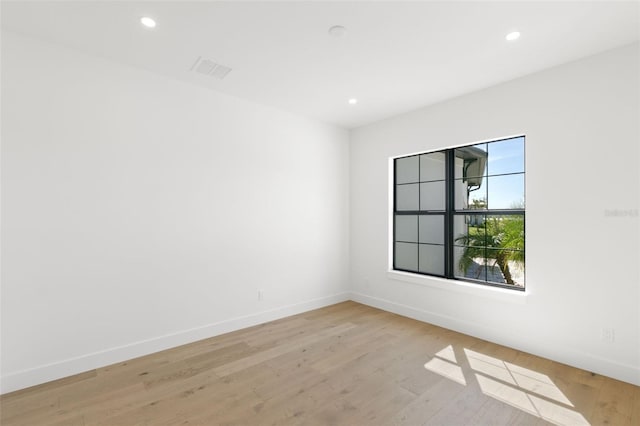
[[455, 143, 487, 180], [420, 181, 445, 211], [453, 214, 469, 246], [396, 156, 419, 184], [453, 214, 486, 247], [453, 215, 487, 281], [419, 215, 444, 244], [453, 155, 464, 180], [396, 183, 419, 211], [395, 215, 417, 242], [419, 244, 444, 276], [484, 215, 525, 251], [455, 178, 487, 210], [487, 174, 524, 209], [487, 137, 524, 176], [454, 245, 486, 281], [485, 257, 506, 284], [395, 242, 418, 271], [419, 152, 446, 182], [485, 249, 525, 287]]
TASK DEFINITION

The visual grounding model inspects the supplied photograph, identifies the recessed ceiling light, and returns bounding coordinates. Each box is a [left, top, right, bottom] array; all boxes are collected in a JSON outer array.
[[506, 31, 520, 41], [140, 17, 156, 28], [348, 98, 358, 105], [329, 25, 347, 37]]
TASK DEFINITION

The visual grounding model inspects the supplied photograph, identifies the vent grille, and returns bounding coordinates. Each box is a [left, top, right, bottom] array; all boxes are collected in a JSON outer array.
[[189, 56, 232, 79]]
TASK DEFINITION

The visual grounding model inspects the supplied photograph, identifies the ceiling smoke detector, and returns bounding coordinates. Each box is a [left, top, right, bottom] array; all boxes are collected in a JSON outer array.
[[189, 56, 232, 80]]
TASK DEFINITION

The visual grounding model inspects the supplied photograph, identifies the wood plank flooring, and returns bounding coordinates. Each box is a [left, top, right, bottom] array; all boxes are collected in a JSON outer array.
[[1, 301, 639, 425]]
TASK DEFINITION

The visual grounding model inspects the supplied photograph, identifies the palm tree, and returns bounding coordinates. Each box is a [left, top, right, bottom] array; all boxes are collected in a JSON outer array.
[[455, 215, 524, 285]]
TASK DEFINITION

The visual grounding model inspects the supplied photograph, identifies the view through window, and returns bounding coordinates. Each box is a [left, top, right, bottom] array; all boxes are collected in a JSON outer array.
[[393, 136, 525, 290]]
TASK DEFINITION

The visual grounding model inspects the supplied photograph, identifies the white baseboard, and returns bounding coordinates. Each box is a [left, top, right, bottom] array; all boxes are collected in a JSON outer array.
[[349, 291, 640, 387], [0, 292, 350, 394]]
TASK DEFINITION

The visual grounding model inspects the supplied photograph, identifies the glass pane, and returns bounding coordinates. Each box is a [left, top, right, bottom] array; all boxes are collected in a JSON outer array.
[[453, 214, 469, 246], [396, 183, 419, 211], [455, 178, 487, 210], [483, 215, 525, 251], [453, 156, 464, 180], [420, 181, 445, 211], [485, 249, 525, 287], [487, 174, 524, 209], [455, 143, 487, 180], [419, 244, 444, 276], [396, 156, 419, 184], [487, 137, 524, 176], [395, 242, 418, 271], [419, 215, 444, 244], [453, 214, 486, 247], [453, 214, 487, 281], [454, 245, 486, 281], [395, 215, 418, 242], [419, 152, 446, 182]]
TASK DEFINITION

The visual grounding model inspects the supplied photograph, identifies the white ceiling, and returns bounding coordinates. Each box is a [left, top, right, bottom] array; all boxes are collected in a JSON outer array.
[[2, 1, 639, 129]]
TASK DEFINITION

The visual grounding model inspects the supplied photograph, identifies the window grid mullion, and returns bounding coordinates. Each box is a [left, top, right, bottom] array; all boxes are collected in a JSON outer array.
[[444, 150, 454, 278], [417, 155, 420, 271]]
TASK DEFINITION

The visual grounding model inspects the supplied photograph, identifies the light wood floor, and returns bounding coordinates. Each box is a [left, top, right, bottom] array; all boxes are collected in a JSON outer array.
[[1, 301, 639, 425]]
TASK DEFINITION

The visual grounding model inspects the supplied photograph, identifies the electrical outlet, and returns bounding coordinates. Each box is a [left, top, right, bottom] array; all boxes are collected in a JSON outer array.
[[601, 327, 615, 343], [258, 290, 264, 301]]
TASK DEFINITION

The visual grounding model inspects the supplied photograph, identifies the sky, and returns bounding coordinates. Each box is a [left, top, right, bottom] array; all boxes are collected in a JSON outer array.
[[465, 136, 525, 209]]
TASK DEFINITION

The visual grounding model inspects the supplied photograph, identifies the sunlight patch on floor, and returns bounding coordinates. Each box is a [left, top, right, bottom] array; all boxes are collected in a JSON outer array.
[[423, 347, 590, 426], [435, 344, 458, 363], [476, 374, 589, 425], [476, 374, 537, 415], [424, 357, 467, 386], [465, 349, 573, 406], [529, 392, 590, 426]]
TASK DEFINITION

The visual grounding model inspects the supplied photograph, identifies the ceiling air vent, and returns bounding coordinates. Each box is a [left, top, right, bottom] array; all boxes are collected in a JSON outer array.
[[189, 56, 232, 80]]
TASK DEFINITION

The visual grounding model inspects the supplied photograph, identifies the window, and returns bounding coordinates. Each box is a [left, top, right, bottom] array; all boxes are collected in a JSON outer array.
[[393, 136, 525, 290]]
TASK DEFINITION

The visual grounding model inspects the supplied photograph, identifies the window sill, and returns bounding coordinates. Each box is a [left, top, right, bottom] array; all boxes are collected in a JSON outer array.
[[387, 270, 528, 304]]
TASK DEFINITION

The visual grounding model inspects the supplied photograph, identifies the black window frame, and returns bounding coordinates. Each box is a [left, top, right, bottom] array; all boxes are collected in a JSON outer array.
[[393, 136, 525, 291]]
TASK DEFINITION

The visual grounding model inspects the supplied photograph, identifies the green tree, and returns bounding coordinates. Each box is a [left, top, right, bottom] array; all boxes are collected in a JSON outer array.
[[455, 214, 524, 285]]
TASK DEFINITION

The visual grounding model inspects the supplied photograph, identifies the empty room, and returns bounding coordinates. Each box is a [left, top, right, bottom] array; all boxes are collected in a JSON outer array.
[[1, 1, 639, 425]]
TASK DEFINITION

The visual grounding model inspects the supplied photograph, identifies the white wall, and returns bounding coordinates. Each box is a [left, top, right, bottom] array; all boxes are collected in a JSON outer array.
[[350, 44, 640, 385], [0, 31, 350, 393]]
